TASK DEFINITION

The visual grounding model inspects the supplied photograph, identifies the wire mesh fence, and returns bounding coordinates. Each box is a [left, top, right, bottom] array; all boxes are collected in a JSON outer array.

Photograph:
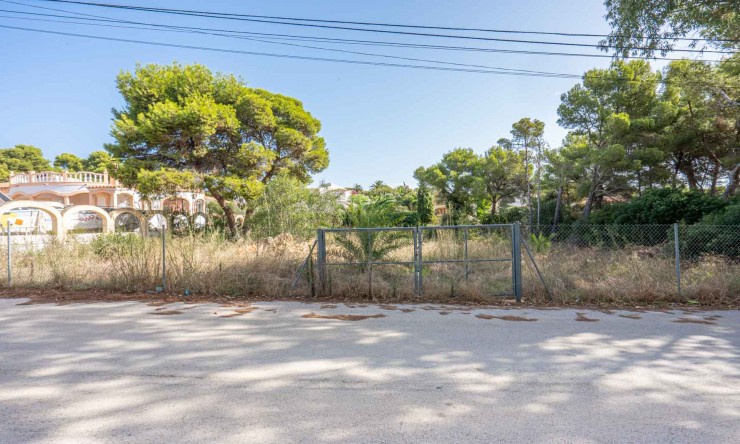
[[521, 224, 739, 303], [0, 223, 738, 304]]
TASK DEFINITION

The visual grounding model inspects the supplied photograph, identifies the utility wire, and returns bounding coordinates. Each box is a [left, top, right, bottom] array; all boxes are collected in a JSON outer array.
[[0, 24, 598, 77], [34, 0, 738, 43], [0, 3, 721, 63], [0, 10, 579, 77], [24, 0, 736, 54], [2, 23, 737, 91]]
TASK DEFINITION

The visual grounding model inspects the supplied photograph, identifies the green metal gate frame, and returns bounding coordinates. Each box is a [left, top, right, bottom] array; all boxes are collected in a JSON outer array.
[[316, 223, 523, 302]]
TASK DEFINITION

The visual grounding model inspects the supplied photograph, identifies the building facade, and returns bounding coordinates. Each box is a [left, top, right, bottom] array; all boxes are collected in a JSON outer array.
[[2, 170, 206, 214]]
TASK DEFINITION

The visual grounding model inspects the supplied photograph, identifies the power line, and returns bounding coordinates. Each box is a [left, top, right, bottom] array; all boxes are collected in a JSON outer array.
[[2, 23, 737, 91], [0, 3, 721, 63], [33, 0, 738, 43], [0, 10, 579, 77], [0, 24, 598, 77], [26, 0, 736, 54]]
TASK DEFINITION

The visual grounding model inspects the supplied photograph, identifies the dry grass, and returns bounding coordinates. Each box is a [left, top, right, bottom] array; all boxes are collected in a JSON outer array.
[[0, 232, 737, 306]]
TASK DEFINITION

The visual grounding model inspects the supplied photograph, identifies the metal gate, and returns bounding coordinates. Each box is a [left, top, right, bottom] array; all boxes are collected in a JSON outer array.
[[315, 224, 523, 301]]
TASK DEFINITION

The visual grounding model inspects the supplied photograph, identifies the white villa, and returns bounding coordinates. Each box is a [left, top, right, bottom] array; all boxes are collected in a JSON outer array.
[[2, 170, 206, 213], [0, 171, 208, 236]]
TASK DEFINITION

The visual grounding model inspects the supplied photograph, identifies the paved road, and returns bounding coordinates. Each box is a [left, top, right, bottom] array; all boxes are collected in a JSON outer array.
[[0, 299, 738, 443]]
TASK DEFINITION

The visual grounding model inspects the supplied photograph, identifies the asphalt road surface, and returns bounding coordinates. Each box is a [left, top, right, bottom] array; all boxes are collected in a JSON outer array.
[[1, 298, 738, 443]]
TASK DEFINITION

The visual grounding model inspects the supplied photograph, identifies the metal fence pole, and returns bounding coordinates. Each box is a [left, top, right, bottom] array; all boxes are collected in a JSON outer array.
[[463, 227, 469, 284], [418, 228, 424, 296], [674, 223, 682, 298], [367, 231, 373, 298], [512, 223, 523, 302], [316, 229, 326, 295], [413, 227, 419, 295], [6, 221, 11, 288], [161, 224, 166, 291]]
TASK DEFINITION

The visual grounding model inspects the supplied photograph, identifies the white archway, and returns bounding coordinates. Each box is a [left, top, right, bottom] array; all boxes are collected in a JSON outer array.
[[0, 200, 66, 238], [61, 205, 114, 234], [110, 208, 148, 236]]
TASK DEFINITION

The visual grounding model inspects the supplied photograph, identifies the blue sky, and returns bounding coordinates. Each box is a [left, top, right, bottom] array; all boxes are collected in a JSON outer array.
[[0, 0, 681, 186]]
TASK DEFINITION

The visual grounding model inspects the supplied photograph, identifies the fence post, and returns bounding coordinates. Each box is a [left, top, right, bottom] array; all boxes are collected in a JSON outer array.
[[512, 223, 523, 303], [674, 223, 682, 298], [463, 227, 469, 284], [418, 228, 424, 296], [367, 231, 373, 298], [161, 223, 166, 291], [6, 221, 11, 288], [413, 227, 419, 295], [316, 229, 326, 295]]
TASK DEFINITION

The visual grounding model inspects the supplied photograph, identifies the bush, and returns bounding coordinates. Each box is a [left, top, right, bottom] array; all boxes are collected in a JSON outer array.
[[590, 188, 727, 225], [682, 203, 740, 259]]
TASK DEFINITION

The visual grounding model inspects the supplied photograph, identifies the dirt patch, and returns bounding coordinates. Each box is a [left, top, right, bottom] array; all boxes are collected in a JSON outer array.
[[320, 304, 338, 309], [263, 308, 277, 312], [3, 288, 736, 311], [475, 314, 537, 322], [598, 309, 615, 315], [439, 311, 451, 315], [379, 305, 399, 310], [618, 314, 642, 320], [575, 312, 599, 322], [150, 310, 183, 316], [400, 308, 415, 313], [220, 307, 258, 318], [673, 317, 717, 325], [302, 312, 386, 321]]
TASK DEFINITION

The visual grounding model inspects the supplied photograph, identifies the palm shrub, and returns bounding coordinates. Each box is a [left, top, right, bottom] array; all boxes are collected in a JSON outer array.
[[335, 196, 412, 269]]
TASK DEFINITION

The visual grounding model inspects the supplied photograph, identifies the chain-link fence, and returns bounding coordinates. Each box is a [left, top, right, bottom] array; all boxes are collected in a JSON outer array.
[[521, 224, 739, 303], [1, 223, 738, 304]]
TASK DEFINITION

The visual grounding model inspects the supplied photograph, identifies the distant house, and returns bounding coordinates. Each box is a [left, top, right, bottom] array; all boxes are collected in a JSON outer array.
[[317, 183, 357, 207]]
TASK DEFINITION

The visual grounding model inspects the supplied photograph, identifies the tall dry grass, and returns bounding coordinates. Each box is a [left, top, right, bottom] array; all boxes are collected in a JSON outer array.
[[0, 232, 737, 305]]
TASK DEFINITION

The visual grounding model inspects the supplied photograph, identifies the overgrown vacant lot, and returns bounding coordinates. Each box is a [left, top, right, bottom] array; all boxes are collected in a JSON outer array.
[[2, 232, 738, 306], [0, 299, 738, 443]]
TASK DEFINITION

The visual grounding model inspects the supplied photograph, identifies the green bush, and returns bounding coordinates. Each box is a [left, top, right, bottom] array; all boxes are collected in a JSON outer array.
[[682, 203, 740, 259], [590, 188, 727, 225]]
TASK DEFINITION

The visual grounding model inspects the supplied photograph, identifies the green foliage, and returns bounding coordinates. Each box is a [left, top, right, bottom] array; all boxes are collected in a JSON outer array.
[[84, 151, 113, 173], [416, 184, 434, 225], [414, 147, 482, 225], [602, 0, 740, 57], [682, 203, 740, 259], [53, 153, 84, 171], [529, 232, 552, 253], [335, 197, 412, 268], [590, 189, 728, 225], [107, 62, 328, 236], [248, 175, 343, 239], [0, 144, 51, 181], [91, 233, 146, 259], [480, 145, 527, 218]]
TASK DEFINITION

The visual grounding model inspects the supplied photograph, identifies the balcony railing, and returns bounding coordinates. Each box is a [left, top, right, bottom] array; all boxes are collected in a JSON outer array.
[[9, 171, 117, 186]]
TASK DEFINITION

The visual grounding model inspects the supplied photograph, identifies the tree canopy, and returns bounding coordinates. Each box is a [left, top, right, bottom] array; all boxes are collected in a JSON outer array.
[[0, 145, 51, 181], [601, 0, 740, 57], [106, 62, 329, 236]]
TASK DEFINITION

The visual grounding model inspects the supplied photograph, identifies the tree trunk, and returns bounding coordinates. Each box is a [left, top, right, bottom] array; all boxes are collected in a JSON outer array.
[[553, 186, 563, 226], [681, 161, 699, 190], [710, 158, 722, 196], [723, 163, 740, 200], [580, 185, 596, 221], [212, 191, 237, 238], [489, 196, 498, 220]]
